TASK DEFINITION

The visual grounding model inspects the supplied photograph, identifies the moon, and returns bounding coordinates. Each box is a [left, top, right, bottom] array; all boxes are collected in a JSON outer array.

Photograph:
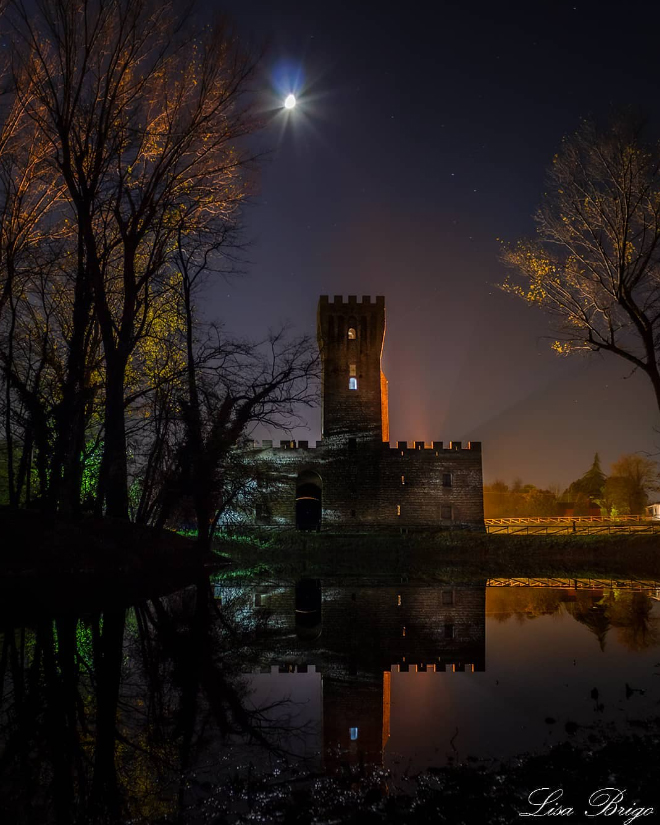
[[284, 93, 296, 110]]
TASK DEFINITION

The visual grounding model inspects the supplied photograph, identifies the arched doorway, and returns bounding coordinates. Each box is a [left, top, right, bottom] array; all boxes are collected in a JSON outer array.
[[296, 470, 322, 530]]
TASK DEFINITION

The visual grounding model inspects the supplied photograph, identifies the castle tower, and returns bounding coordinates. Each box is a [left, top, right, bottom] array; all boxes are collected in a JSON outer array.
[[317, 295, 389, 445]]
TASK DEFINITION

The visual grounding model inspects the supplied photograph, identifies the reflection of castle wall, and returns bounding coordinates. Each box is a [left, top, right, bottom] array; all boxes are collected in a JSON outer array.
[[215, 582, 486, 770], [319, 585, 486, 673], [217, 582, 486, 764], [216, 583, 486, 673]]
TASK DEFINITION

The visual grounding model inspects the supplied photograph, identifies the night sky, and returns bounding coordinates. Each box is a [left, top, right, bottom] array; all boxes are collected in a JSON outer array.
[[204, 0, 660, 489]]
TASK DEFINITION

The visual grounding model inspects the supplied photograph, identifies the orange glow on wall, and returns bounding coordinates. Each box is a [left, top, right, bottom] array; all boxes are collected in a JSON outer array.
[[382, 671, 391, 750], [381, 370, 389, 442]]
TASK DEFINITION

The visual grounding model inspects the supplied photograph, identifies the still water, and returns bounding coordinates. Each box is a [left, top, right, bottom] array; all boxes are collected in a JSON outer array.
[[1, 574, 659, 822]]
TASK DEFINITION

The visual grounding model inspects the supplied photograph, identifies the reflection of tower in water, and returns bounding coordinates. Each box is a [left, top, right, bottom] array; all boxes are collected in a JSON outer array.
[[300, 581, 486, 770], [215, 580, 487, 771]]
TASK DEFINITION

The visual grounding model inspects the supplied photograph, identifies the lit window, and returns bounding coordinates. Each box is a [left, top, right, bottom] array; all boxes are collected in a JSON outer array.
[[349, 363, 356, 376], [397, 594, 402, 606], [348, 327, 356, 339], [402, 626, 406, 637], [349, 377, 358, 390], [401, 474, 405, 485], [397, 504, 401, 516], [350, 727, 359, 740]]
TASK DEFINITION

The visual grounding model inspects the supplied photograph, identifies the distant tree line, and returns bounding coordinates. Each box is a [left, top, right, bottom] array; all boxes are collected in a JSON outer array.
[[484, 452, 660, 518], [0, 0, 318, 550]]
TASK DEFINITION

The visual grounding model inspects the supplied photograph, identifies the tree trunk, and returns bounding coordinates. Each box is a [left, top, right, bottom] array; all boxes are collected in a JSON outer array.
[[90, 610, 125, 819], [103, 359, 130, 520]]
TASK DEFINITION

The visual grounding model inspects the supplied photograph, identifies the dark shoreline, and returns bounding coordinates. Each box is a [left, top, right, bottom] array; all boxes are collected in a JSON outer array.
[[3, 507, 660, 614], [216, 529, 660, 582], [171, 719, 660, 825], [0, 508, 224, 620]]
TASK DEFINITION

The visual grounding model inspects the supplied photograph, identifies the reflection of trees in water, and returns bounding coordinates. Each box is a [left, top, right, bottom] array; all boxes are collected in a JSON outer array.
[[564, 592, 611, 652], [566, 590, 660, 652], [607, 591, 659, 652], [0, 576, 307, 824], [487, 588, 570, 623], [489, 587, 660, 653]]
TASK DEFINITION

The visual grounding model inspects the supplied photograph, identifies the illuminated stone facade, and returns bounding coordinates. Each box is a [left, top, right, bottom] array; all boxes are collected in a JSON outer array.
[[251, 295, 484, 530]]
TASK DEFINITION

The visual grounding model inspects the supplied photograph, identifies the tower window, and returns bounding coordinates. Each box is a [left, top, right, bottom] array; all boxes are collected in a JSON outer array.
[[401, 474, 405, 485], [348, 327, 357, 339], [397, 504, 401, 516], [349, 363, 356, 376], [349, 377, 358, 390], [443, 473, 452, 487], [350, 727, 359, 740]]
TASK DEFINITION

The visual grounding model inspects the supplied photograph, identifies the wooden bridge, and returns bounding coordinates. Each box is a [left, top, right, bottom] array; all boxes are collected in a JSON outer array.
[[486, 577, 660, 592], [484, 516, 660, 534]]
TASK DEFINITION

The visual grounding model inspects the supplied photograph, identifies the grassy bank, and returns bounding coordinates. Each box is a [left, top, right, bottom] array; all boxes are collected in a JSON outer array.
[[214, 529, 660, 582]]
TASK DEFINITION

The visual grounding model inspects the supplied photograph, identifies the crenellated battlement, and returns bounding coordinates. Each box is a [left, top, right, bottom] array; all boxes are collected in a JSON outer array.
[[391, 663, 480, 673], [241, 663, 480, 673], [387, 441, 481, 453], [251, 439, 481, 454], [319, 294, 385, 307]]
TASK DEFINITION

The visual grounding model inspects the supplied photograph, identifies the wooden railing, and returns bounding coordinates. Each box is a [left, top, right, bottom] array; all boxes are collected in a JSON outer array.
[[487, 577, 660, 590], [486, 522, 660, 535], [485, 515, 646, 525]]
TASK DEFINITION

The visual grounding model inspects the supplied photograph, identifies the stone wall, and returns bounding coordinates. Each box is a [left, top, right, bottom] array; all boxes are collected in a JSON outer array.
[[217, 583, 486, 673], [252, 439, 484, 529], [216, 582, 486, 769]]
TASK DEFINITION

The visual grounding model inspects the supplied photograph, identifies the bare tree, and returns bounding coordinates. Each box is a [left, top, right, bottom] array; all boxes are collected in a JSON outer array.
[[7, 0, 259, 518], [149, 324, 318, 552], [0, 103, 63, 507], [502, 116, 660, 413]]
